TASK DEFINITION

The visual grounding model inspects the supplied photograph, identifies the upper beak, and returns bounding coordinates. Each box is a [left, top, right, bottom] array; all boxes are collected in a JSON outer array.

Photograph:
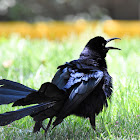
[[106, 37, 121, 50], [106, 37, 121, 43]]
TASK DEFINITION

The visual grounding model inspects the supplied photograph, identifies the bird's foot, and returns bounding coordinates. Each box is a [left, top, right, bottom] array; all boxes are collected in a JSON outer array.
[[41, 118, 52, 137], [92, 125, 96, 130]]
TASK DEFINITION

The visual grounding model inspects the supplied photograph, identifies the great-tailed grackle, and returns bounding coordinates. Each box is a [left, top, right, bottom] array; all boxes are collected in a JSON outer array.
[[0, 36, 120, 135]]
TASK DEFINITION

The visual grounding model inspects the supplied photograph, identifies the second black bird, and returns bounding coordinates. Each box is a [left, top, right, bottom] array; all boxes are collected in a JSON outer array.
[[0, 36, 120, 134]]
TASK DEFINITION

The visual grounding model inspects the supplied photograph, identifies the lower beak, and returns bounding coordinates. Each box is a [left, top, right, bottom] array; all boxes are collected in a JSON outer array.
[[106, 46, 121, 50]]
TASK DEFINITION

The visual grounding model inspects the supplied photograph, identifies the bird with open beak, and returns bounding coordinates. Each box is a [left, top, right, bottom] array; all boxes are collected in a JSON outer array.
[[0, 36, 121, 136]]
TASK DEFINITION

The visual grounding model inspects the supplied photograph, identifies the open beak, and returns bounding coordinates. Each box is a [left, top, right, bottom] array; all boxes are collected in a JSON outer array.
[[106, 37, 121, 50]]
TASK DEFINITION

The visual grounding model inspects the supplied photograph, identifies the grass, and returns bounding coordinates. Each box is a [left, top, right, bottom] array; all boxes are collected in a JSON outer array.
[[0, 32, 139, 139]]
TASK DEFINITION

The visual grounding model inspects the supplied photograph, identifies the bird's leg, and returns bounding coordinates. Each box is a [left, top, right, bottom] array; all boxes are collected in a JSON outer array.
[[89, 114, 96, 130], [41, 118, 53, 137], [33, 121, 42, 133]]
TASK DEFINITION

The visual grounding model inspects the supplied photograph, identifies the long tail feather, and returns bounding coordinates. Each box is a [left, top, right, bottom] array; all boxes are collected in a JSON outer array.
[[0, 79, 35, 92], [0, 101, 56, 126], [0, 79, 36, 105], [0, 80, 67, 133]]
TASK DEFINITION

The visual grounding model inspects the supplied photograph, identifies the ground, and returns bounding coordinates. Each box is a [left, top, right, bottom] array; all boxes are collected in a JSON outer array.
[[0, 32, 139, 139]]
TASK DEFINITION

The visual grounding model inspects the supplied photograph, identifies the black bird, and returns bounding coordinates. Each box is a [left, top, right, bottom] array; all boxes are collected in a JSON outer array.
[[0, 36, 120, 134]]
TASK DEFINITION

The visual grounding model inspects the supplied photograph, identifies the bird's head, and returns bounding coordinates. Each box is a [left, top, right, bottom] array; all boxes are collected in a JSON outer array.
[[86, 36, 121, 58]]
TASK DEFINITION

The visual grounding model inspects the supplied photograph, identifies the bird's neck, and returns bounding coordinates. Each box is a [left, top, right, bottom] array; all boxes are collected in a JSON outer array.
[[79, 47, 107, 69]]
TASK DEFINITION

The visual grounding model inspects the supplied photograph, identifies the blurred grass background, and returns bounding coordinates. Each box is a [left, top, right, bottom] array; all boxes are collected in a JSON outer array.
[[0, 0, 140, 139]]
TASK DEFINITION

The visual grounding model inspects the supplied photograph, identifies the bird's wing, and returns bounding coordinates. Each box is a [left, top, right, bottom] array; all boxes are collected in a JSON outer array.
[[62, 69, 103, 109], [52, 60, 103, 126], [52, 59, 100, 91]]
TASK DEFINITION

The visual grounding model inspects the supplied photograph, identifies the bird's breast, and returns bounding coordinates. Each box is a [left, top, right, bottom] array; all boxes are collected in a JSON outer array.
[[72, 85, 107, 118]]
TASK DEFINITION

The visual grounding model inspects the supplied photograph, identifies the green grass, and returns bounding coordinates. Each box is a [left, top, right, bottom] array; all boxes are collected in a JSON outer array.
[[0, 32, 139, 140]]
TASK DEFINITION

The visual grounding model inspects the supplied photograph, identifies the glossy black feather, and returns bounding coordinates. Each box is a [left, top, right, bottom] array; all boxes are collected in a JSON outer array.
[[13, 82, 66, 106], [0, 79, 35, 92], [0, 79, 36, 105], [52, 61, 104, 127], [0, 102, 56, 126]]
